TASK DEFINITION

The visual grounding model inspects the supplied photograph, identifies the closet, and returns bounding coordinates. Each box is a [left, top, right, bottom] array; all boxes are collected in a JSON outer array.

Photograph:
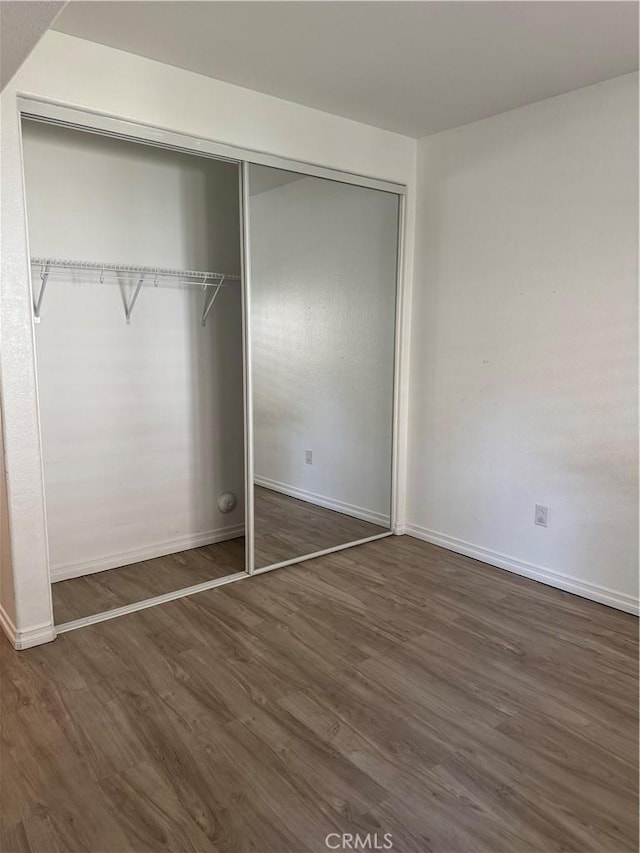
[[20, 109, 402, 630]]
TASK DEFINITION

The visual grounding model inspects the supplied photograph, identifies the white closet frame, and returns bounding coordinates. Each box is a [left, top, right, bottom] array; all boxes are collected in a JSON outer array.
[[16, 96, 408, 635]]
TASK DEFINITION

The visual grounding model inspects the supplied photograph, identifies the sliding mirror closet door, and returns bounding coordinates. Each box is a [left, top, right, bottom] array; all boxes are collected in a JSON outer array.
[[246, 165, 400, 571], [22, 120, 247, 625]]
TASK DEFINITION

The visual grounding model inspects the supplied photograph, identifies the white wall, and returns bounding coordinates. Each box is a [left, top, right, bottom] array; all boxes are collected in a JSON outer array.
[[22, 122, 244, 580], [407, 73, 639, 613], [0, 31, 416, 645], [250, 173, 398, 524]]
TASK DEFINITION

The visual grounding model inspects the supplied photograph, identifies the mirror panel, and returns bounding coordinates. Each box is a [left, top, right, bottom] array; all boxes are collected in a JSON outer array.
[[246, 165, 399, 570]]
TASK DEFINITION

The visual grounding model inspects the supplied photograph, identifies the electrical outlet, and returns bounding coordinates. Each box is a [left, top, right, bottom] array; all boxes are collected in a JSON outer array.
[[535, 504, 549, 527], [305, 449, 313, 465]]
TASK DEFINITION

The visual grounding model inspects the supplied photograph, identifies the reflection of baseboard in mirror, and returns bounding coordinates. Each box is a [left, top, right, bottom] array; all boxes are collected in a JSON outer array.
[[254, 475, 389, 527], [50, 524, 245, 583]]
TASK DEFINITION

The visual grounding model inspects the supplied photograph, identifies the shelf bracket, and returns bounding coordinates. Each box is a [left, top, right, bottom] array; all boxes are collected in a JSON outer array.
[[201, 275, 225, 327], [33, 262, 50, 323], [125, 276, 145, 324]]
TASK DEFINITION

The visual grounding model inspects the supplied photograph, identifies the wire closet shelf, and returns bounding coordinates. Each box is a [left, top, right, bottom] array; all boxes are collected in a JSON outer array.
[[30, 257, 241, 325]]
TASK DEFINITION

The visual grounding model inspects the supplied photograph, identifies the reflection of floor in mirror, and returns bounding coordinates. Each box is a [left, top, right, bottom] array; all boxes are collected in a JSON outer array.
[[254, 485, 388, 569], [51, 537, 245, 625]]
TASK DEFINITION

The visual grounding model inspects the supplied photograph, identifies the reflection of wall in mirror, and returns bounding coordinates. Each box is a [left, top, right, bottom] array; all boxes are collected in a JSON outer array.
[[250, 176, 398, 526]]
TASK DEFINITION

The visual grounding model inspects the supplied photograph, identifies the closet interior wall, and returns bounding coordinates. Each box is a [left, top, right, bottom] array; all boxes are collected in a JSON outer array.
[[22, 122, 245, 588]]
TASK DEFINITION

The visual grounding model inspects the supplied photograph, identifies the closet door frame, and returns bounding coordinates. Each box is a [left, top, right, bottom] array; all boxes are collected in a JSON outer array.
[[239, 162, 255, 574], [18, 98, 404, 194], [13, 96, 408, 630]]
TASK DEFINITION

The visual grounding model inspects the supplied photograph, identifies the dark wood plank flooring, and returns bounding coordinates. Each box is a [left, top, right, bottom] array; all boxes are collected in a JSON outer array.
[[5, 535, 636, 852]]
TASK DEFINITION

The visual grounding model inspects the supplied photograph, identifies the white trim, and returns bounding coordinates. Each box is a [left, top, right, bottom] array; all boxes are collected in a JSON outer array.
[[0, 605, 16, 646], [391, 186, 415, 535], [390, 192, 406, 534], [17, 98, 406, 196], [50, 525, 245, 583], [403, 523, 639, 616], [0, 605, 56, 650], [254, 530, 393, 575], [255, 476, 390, 527], [241, 163, 256, 575], [13, 99, 57, 640], [55, 571, 247, 634]]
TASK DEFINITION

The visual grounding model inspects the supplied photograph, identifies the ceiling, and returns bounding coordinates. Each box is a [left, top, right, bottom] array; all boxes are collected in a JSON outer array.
[[1, 1, 66, 90], [43, 1, 640, 138]]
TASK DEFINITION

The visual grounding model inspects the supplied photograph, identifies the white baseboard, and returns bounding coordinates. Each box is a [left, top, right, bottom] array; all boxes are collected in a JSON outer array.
[[50, 524, 245, 583], [254, 476, 389, 527], [0, 604, 16, 647], [403, 523, 639, 616], [0, 604, 56, 650]]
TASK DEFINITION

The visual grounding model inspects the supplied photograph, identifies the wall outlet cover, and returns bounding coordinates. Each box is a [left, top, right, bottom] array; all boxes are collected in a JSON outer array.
[[535, 504, 549, 527]]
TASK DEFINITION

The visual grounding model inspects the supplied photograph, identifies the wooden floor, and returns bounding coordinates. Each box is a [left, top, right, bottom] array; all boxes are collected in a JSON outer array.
[[254, 485, 388, 569], [52, 487, 387, 624], [4, 536, 637, 852]]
